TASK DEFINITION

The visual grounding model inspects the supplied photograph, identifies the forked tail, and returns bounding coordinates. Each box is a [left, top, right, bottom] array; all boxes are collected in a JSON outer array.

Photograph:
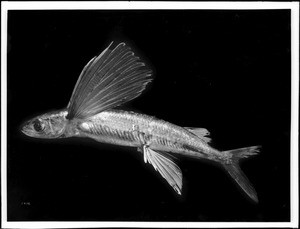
[[222, 146, 260, 203]]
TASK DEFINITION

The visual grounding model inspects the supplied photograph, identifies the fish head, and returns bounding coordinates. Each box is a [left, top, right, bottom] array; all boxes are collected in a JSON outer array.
[[21, 110, 68, 139]]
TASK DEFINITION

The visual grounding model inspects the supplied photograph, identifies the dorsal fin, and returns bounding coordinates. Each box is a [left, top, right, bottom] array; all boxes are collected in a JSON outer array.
[[185, 127, 211, 144]]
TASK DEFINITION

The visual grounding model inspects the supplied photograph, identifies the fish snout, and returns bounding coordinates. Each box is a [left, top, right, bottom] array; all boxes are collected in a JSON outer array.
[[20, 120, 33, 136]]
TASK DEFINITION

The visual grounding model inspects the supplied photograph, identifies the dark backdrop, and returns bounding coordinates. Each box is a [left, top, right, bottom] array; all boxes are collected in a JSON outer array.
[[7, 10, 290, 222]]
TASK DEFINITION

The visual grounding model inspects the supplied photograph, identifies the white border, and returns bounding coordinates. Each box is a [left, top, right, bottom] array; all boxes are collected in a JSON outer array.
[[290, 2, 299, 228], [1, 1, 299, 228], [0, 1, 298, 10], [1, 1, 8, 227]]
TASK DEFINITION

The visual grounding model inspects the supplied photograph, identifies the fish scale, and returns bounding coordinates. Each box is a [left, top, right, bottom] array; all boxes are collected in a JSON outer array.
[[77, 109, 212, 159]]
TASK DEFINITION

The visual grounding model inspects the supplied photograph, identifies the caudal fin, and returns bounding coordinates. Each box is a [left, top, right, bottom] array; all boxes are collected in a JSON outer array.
[[222, 146, 260, 203]]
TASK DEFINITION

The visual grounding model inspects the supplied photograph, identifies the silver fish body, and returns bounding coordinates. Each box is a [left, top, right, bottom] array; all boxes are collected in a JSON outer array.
[[21, 41, 260, 202], [74, 110, 219, 160]]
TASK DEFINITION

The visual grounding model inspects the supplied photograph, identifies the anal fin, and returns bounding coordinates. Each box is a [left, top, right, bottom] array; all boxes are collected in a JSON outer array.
[[142, 146, 182, 195]]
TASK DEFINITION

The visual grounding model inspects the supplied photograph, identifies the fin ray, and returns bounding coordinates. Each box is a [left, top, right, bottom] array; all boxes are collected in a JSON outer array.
[[185, 127, 211, 143], [143, 147, 182, 195], [67, 42, 152, 119], [222, 146, 260, 202]]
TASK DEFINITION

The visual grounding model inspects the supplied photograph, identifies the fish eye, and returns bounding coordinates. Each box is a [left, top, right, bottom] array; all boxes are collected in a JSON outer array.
[[33, 119, 44, 132]]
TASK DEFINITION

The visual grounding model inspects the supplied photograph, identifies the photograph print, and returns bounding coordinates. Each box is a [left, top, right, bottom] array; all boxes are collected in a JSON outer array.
[[3, 3, 295, 226]]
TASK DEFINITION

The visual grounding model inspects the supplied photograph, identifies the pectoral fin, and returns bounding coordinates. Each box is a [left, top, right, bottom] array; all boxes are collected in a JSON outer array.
[[142, 146, 182, 195], [185, 127, 211, 143], [67, 42, 153, 119]]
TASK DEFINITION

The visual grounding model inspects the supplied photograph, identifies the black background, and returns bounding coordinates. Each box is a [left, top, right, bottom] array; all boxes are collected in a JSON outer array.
[[7, 10, 290, 222]]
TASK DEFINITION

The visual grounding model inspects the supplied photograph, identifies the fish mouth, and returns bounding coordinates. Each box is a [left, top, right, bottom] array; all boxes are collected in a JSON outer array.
[[21, 127, 30, 135], [21, 126, 37, 138], [20, 120, 32, 136], [21, 125, 30, 136]]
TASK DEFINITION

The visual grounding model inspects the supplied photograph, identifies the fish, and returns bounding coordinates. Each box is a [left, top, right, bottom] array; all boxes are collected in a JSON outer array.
[[21, 41, 260, 202]]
